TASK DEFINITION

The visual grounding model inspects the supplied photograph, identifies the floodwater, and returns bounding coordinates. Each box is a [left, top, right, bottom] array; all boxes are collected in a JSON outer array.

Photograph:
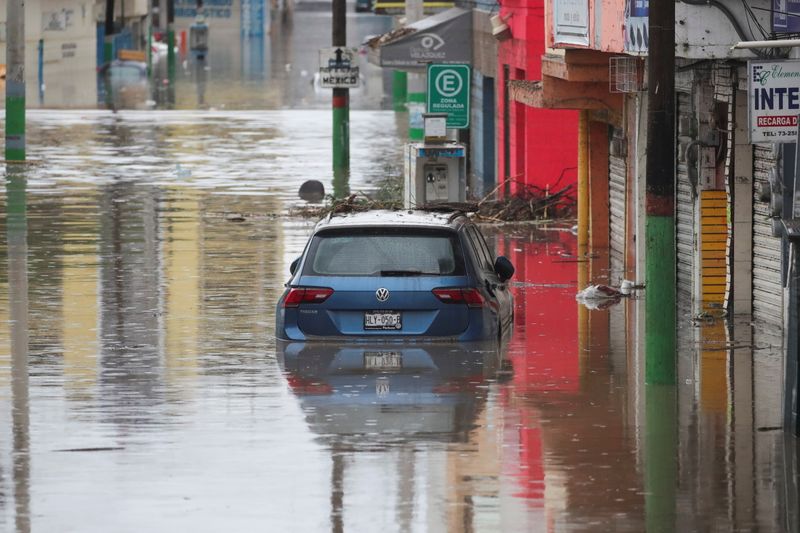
[[0, 110, 796, 532], [1, 9, 798, 533]]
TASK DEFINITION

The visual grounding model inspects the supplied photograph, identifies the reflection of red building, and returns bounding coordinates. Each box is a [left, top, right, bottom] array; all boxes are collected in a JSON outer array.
[[493, 229, 643, 524], [495, 228, 579, 509], [497, 0, 579, 194], [503, 229, 579, 392]]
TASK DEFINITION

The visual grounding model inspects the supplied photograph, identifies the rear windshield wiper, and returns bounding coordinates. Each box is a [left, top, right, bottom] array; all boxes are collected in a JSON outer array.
[[380, 269, 435, 276]]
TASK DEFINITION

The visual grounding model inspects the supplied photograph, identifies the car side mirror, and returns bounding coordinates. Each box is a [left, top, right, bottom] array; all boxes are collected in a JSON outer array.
[[289, 257, 301, 275], [494, 256, 515, 282]]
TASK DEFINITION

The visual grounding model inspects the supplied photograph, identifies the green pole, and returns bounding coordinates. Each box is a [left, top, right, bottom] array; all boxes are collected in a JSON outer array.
[[167, 26, 176, 81], [392, 70, 407, 112], [333, 89, 350, 198], [645, 0, 676, 384], [407, 74, 425, 141], [103, 0, 116, 109], [5, 0, 25, 162], [645, 384, 677, 533], [331, 0, 350, 197]]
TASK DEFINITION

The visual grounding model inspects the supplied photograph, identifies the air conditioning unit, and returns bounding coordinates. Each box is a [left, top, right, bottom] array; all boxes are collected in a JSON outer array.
[[609, 56, 644, 93]]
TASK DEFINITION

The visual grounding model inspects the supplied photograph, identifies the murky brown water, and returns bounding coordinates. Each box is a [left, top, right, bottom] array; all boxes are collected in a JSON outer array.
[[0, 109, 797, 532]]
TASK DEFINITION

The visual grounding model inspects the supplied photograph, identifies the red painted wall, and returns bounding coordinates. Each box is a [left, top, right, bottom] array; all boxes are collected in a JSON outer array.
[[496, 0, 579, 195]]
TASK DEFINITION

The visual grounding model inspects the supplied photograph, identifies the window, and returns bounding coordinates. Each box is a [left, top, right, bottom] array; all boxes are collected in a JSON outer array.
[[304, 228, 465, 276], [466, 226, 494, 270]]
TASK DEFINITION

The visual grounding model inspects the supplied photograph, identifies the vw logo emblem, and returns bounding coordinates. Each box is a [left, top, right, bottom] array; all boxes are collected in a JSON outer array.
[[375, 288, 390, 302]]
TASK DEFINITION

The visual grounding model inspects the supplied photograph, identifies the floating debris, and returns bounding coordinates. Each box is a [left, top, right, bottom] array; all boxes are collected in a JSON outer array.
[[292, 181, 576, 223], [225, 213, 247, 222]]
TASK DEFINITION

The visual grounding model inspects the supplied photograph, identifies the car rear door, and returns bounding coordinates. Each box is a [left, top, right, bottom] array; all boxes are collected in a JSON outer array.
[[463, 224, 513, 334]]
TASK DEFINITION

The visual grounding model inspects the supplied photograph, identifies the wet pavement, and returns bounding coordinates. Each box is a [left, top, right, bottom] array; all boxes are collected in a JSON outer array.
[[1, 10, 798, 532]]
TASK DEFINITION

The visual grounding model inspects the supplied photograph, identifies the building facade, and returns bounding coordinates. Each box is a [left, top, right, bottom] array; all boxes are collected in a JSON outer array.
[[495, 0, 579, 195]]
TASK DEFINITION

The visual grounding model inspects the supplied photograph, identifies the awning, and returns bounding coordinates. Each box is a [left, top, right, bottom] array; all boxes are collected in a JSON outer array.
[[366, 7, 472, 70], [373, 0, 454, 16]]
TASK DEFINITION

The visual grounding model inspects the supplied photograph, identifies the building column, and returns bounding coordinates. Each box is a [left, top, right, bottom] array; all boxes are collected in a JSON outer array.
[[732, 89, 754, 316]]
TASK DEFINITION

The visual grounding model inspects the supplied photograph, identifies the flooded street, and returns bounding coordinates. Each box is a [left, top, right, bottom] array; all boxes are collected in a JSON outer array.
[[0, 110, 796, 531], [0, 10, 797, 532]]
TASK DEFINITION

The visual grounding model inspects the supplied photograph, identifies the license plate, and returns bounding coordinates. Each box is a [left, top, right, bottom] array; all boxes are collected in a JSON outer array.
[[364, 351, 403, 371], [364, 311, 402, 330]]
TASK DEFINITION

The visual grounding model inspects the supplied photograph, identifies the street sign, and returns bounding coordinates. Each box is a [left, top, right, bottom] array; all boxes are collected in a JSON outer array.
[[318, 47, 360, 88], [427, 64, 470, 129]]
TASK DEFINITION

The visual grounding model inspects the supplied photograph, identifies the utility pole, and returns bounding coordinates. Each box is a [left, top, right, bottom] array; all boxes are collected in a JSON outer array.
[[5, 0, 25, 161], [644, 1, 679, 521], [645, 0, 676, 384], [167, 0, 176, 106], [332, 0, 350, 197]]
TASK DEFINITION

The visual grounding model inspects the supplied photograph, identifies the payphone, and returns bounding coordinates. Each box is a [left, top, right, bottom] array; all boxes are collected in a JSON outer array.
[[403, 142, 467, 208]]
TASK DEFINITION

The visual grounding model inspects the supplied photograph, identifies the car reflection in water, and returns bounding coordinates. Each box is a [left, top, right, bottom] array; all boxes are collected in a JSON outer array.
[[277, 341, 505, 445], [102, 59, 151, 110]]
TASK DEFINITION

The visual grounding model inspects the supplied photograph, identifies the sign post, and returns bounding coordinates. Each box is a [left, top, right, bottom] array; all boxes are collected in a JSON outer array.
[[319, 47, 360, 89], [426, 64, 470, 129]]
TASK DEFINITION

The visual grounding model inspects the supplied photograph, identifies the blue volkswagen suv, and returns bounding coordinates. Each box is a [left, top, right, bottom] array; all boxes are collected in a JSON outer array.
[[275, 210, 514, 341]]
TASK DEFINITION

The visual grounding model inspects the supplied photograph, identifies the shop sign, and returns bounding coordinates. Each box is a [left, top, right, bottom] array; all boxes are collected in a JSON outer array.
[[749, 60, 800, 143], [427, 64, 470, 129], [773, 0, 800, 32]]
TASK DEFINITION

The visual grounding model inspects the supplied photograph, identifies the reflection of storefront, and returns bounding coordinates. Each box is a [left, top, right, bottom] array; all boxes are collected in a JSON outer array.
[[503, 229, 579, 393], [492, 227, 579, 513]]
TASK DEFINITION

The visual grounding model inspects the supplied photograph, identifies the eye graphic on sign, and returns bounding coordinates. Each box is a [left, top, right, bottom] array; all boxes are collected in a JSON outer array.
[[434, 69, 464, 98], [418, 33, 445, 51]]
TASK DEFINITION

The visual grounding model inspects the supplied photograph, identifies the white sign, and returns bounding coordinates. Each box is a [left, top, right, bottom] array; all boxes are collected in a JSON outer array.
[[554, 0, 589, 46], [318, 47, 360, 89], [749, 60, 800, 143]]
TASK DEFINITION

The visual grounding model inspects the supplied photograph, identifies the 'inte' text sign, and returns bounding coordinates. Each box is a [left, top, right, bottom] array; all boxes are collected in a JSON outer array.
[[749, 60, 800, 143]]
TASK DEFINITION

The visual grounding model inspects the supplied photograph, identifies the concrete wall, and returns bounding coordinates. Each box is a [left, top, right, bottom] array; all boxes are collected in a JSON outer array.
[[675, 0, 772, 60], [546, 0, 625, 53], [0, 0, 101, 107]]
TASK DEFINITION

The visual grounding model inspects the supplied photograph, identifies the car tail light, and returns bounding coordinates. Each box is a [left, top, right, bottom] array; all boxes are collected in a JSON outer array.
[[432, 288, 485, 308], [285, 375, 333, 395], [283, 287, 334, 308]]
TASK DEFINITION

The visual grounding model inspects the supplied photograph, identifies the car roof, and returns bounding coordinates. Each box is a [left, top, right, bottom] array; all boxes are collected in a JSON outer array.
[[314, 209, 468, 232]]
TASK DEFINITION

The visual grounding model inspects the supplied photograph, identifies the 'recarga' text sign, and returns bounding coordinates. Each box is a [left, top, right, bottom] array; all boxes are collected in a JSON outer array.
[[749, 60, 800, 143]]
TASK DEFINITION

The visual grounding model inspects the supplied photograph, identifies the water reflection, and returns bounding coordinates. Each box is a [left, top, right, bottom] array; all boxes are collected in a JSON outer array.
[[0, 114, 797, 531], [278, 340, 504, 531], [6, 169, 31, 533], [278, 341, 501, 446]]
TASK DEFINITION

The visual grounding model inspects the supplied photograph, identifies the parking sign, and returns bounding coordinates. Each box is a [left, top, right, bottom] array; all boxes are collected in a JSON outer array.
[[427, 64, 470, 129]]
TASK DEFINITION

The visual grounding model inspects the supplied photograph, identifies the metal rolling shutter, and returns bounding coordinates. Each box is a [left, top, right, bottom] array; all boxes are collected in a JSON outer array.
[[609, 128, 626, 284], [752, 145, 783, 326], [676, 91, 695, 297]]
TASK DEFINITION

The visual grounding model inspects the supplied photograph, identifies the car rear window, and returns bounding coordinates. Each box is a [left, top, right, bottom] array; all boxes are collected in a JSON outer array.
[[304, 227, 465, 276]]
